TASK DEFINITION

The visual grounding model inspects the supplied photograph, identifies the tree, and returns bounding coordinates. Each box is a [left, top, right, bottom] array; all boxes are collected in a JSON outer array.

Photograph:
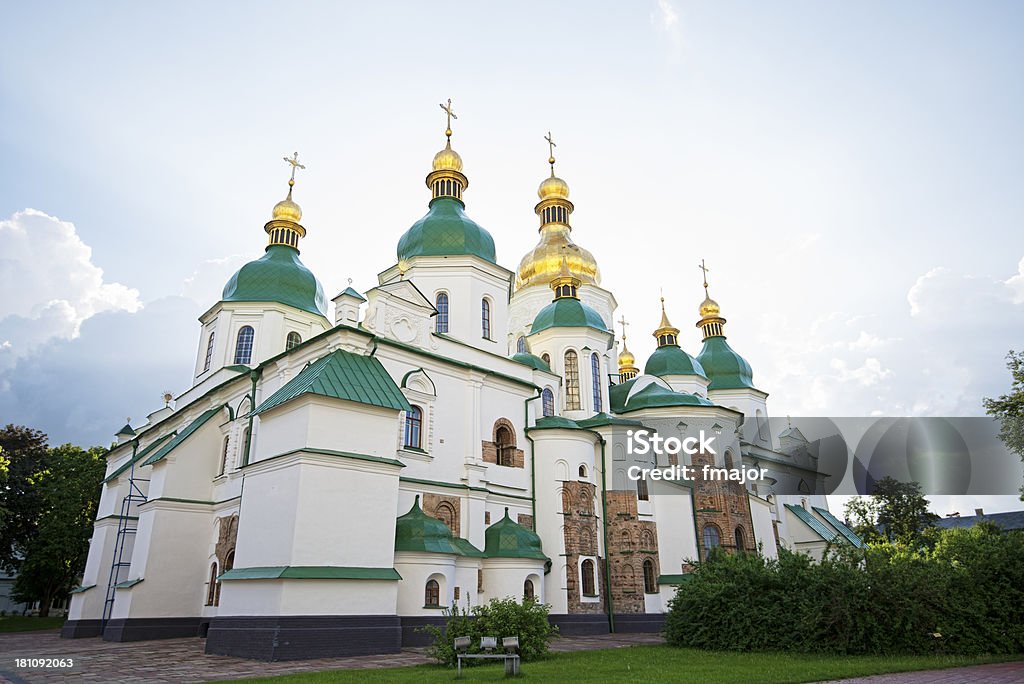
[[983, 350, 1024, 499], [846, 477, 938, 545], [11, 444, 106, 616], [844, 496, 883, 545], [0, 425, 50, 574]]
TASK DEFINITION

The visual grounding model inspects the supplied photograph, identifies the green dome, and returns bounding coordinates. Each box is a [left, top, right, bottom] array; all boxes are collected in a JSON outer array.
[[532, 415, 581, 430], [484, 509, 549, 561], [531, 298, 609, 335], [396, 197, 496, 264], [697, 336, 755, 390], [644, 345, 707, 378], [394, 496, 482, 556], [621, 383, 714, 413], [222, 245, 327, 318], [511, 352, 551, 372]]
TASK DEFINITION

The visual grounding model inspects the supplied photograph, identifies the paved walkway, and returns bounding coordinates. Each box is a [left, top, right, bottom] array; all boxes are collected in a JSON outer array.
[[0, 630, 661, 683], [818, 661, 1024, 683]]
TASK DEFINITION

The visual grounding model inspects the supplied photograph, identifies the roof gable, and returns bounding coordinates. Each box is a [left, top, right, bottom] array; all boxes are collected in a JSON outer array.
[[142, 406, 226, 466]]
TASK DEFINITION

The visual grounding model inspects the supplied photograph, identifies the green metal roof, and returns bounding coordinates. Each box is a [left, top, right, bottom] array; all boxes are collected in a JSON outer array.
[[531, 415, 581, 430], [609, 377, 638, 414], [338, 286, 366, 301], [658, 574, 694, 585], [396, 197, 496, 263], [511, 352, 551, 372], [813, 506, 866, 548], [103, 432, 175, 483], [116, 422, 136, 437], [222, 244, 328, 317], [575, 412, 646, 429], [394, 496, 483, 556], [142, 406, 225, 466], [644, 345, 707, 378], [219, 566, 402, 581], [254, 349, 412, 416], [484, 509, 548, 561], [697, 336, 755, 390], [620, 383, 714, 413], [785, 504, 839, 543], [530, 297, 609, 335]]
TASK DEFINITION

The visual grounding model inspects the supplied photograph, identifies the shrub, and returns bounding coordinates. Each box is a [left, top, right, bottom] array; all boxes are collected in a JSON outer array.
[[423, 596, 558, 666]]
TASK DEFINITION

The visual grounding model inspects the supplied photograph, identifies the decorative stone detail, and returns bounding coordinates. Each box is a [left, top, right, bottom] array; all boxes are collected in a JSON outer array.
[[481, 417, 524, 468], [423, 494, 461, 537], [560, 481, 604, 614], [215, 514, 239, 569], [691, 450, 755, 558], [517, 514, 534, 530], [604, 491, 659, 614]]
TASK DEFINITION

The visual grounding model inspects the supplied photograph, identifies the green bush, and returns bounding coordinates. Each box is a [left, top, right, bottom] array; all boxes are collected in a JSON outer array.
[[423, 596, 558, 666], [664, 525, 1024, 656]]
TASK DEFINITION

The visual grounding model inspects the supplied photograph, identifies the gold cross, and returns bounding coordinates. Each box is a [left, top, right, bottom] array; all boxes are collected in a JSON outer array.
[[439, 98, 457, 138], [617, 315, 629, 340], [545, 131, 557, 158], [282, 152, 305, 184], [698, 259, 710, 292]]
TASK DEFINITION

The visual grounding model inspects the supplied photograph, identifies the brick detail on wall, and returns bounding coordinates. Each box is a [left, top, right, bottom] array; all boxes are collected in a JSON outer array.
[[517, 514, 534, 531], [691, 450, 755, 559], [423, 494, 461, 537], [604, 491, 659, 614], [482, 417, 525, 468], [560, 480, 605, 614], [215, 514, 239, 569]]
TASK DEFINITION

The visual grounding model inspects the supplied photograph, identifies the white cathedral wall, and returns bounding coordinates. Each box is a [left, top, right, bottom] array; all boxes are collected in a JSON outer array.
[[393, 552, 458, 615], [481, 557, 545, 604], [67, 519, 119, 620], [525, 328, 613, 419], [749, 494, 779, 559], [648, 491, 699, 580], [220, 580, 400, 616], [662, 375, 711, 399], [705, 388, 772, 449]]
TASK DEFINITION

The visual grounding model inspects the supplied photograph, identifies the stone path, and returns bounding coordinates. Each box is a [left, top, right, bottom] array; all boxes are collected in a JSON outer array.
[[817, 661, 1024, 683], [0, 630, 661, 683]]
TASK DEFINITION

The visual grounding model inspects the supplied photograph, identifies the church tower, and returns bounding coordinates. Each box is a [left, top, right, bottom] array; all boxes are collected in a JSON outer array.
[[192, 155, 329, 384], [509, 134, 616, 354], [643, 297, 710, 397], [388, 100, 513, 353]]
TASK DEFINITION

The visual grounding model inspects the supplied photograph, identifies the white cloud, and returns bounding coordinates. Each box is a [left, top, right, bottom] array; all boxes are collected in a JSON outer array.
[[1006, 256, 1024, 305], [650, 0, 683, 61], [0, 209, 141, 367]]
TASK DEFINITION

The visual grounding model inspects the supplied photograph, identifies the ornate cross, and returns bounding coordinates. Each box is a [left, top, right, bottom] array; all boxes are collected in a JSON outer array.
[[545, 131, 557, 157], [617, 315, 629, 340], [698, 259, 710, 292], [440, 98, 457, 137], [282, 152, 305, 183]]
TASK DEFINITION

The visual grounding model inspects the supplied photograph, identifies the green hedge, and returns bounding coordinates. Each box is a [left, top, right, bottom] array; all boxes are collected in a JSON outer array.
[[664, 524, 1024, 655], [422, 596, 558, 666]]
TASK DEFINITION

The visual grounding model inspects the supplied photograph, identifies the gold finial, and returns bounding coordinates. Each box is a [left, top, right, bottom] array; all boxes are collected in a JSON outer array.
[[699, 258, 710, 295], [654, 292, 680, 346], [617, 314, 629, 341], [266, 152, 308, 247], [282, 152, 306, 195], [696, 258, 725, 338], [545, 131, 557, 176], [616, 314, 639, 379], [440, 98, 457, 141]]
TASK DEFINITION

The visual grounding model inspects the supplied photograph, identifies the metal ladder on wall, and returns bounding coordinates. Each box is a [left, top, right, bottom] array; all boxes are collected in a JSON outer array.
[[100, 459, 148, 628]]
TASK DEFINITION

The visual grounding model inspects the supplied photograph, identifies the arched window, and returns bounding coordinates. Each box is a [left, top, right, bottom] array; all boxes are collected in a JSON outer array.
[[564, 350, 581, 410], [425, 579, 440, 607], [233, 326, 255, 364], [542, 388, 555, 417], [620, 529, 632, 550], [496, 425, 515, 467], [517, 336, 526, 354], [206, 562, 219, 606], [218, 436, 229, 476], [637, 474, 649, 501], [524, 578, 535, 601], [541, 353, 551, 366], [217, 549, 234, 607], [581, 559, 596, 596], [240, 427, 251, 467], [591, 352, 603, 412], [286, 331, 302, 351], [734, 527, 745, 551], [643, 560, 656, 593], [578, 464, 588, 478], [481, 298, 492, 339], [202, 331, 215, 372], [435, 502, 455, 530], [404, 406, 423, 449], [702, 524, 720, 551], [435, 292, 449, 333]]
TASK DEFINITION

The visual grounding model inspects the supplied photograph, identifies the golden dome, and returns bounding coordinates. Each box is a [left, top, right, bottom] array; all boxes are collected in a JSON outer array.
[[516, 226, 600, 290], [699, 295, 720, 318], [538, 174, 569, 200], [432, 141, 463, 172], [272, 186, 302, 223], [618, 345, 636, 367]]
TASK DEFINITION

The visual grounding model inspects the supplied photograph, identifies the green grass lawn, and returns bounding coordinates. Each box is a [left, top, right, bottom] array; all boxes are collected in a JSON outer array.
[[0, 615, 65, 632], [229, 646, 1019, 683]]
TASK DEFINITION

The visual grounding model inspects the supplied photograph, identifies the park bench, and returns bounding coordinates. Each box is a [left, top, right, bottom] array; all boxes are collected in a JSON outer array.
[[454, 635, 520, 677]]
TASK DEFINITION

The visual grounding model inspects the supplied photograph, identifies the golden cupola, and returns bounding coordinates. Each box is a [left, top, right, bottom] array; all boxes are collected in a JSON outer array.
[[264, 152, 307, 250], [515, 132, 601, 291], [426, 98, 468, 202], [617, 316, 640, 381], [653, 296, 680, 347], [696, 260, 726, 340]]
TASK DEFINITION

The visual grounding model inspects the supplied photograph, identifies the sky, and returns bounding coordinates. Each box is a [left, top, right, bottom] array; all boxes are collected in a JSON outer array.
[[1, 1, 1022, 515]]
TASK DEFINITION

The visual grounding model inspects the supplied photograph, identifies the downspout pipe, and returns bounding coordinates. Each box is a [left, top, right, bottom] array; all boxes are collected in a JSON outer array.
[[241, 368, 262, 467]]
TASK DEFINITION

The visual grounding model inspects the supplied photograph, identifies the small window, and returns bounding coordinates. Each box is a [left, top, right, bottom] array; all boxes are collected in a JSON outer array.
[[541, 353, 551, 366], [240, 427, 251, 467], [734, 527, 745, 551], [581, 559, 596, 596], [637, 475, 649, 501], [564, 350, 581, 410], [286, 331, 302, 351], [578, 464, 588, 478], [206, 562, 219, 606], [496, 426, 515, 467], [202, 331, 215, 372], [218, 436, 229, 476], [233, 326, 255, 365], [481, 298, 492, 340], [643, 560, 656, 593], [435, 293, 449, 333], [591, 352, 603, 412], [703, 525, 720, 551], [404, 406, 423, 449], [542, 388, 555, 417], [425, 579, 440, 607], [524, 579, 535, 601], [516, 336, 526, 354]]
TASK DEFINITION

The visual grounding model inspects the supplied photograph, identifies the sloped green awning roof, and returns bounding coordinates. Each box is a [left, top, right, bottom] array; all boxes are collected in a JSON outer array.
[[484, 509, 548, 561], [103, 432, 175, 483], [813, 506, 866, 548], [142, 406, 225, 466], [254, 349, 412, 416], [785, 504, 839, 543], [394, 496, 483, 557]]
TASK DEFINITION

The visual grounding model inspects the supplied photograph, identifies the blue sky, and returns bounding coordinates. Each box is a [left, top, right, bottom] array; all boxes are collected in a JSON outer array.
[[1, 2, 1022, 513]]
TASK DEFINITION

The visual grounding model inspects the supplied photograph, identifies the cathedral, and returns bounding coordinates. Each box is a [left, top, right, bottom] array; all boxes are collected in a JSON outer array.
[[62, 105, 863, 660]]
